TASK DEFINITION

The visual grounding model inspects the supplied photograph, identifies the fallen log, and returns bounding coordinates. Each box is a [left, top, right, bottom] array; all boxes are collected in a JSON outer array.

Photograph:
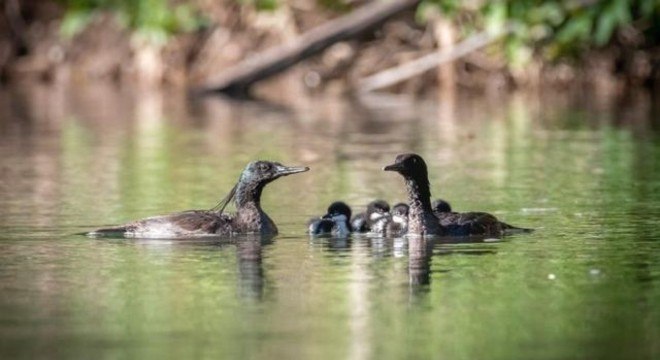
[[195, 0, 420, 96], [358, 25, 513, 93]]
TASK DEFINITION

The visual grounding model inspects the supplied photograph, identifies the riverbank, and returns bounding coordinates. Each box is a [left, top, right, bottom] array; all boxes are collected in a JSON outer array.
[[2, 0, 659, 100]]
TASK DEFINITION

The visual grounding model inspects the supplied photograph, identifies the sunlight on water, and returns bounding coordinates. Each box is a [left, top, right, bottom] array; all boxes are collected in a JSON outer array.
[[1, 85, 659, 359]]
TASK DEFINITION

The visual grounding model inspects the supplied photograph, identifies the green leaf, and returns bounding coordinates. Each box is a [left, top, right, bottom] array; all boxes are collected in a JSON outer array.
[[506, 35, 532, 67], [594, 0, 631, 46], [531, 2, 565, 26], [483, 1, 508, 33], [556, 12, 593, 45], [594, 9, 616, 45], [256, 0, 278, 11]]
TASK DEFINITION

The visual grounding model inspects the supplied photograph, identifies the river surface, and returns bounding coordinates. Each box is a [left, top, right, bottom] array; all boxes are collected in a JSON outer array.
[[1, 85, 659, 359]]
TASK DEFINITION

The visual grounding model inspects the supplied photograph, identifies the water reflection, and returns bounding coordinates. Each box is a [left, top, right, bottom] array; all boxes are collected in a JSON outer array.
[[311, 232, 501, 299], [366, 236, 390, 257], [408, 238, 433, 288], [236, 235, 273, 302], [2, 83, 660, 360], [406, 236, 500, 302], [111, 235, 273, 303]]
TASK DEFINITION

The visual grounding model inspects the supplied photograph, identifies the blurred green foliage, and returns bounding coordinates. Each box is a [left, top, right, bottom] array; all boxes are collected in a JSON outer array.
[[239, 0, 279, 11], [420, 0, 660, 64], [59, 0, 207, 44], [57, 0, 660, 63]]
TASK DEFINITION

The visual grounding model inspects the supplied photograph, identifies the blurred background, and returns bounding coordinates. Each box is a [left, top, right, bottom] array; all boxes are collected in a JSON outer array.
[[2, 0, 660, 97]]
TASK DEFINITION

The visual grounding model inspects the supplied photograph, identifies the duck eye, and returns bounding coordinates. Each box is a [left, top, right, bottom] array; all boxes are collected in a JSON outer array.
[[259, 163, 271, 172]]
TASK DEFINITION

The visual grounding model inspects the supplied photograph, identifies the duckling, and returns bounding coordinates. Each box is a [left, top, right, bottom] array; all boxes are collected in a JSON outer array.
[[308, 201, 352, 237], [388, 202, 409, 236], [370, 202, 409, 237], [350, 200, 390, 232], [432, 198, 452, 213]]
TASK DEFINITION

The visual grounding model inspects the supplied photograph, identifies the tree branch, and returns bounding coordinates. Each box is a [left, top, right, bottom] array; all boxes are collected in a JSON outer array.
[[195, 0, 420, 96], [358, 25, 513, 93]]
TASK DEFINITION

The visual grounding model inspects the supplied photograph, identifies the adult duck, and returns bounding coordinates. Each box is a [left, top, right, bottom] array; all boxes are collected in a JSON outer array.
[[383, 153, 531, 237], [87, 161, 309, 238]]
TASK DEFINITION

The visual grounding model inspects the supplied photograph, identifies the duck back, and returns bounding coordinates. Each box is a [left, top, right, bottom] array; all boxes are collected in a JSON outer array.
[[88, 211, 233, 238]]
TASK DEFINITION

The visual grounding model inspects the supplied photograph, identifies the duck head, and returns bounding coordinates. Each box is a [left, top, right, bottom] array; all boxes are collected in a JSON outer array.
[[432, 199, 452, 213], [383, 153, 428, 180], [382, 153, 434, 218], [240, 161, 310, 185], [366, 200, 390, 224], [226, 160, 309, 210], [323, 201, 352, 224], [391, 203, 409, 219]]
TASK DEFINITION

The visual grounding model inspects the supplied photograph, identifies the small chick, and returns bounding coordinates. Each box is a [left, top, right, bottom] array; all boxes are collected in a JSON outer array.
[[308, 201, 352, 237]]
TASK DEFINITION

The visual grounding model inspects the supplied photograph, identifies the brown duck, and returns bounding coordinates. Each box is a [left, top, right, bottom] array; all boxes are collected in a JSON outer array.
[[383, 153, 531, 237], [87, 161, 309, 238]]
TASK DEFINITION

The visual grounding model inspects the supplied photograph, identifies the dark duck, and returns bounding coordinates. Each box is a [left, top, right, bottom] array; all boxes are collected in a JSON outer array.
[[87, 161, 309, 238], [383, 153, 531, 237], [308, 201, 352, 237], [350, 200, 390, 233]]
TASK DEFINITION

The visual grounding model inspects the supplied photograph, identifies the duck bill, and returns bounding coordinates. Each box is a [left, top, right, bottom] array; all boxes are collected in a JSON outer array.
[[275, 165, 310, 176], [383, 163, 402, 172]]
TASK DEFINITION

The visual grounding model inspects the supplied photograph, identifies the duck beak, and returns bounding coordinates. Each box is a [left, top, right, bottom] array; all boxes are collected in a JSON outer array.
[[275, 164, 310, 176], [383, 163, 401, 172]]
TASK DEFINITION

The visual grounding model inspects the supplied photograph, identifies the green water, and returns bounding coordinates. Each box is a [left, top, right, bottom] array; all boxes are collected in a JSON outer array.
[[1, 86, 659, 359]]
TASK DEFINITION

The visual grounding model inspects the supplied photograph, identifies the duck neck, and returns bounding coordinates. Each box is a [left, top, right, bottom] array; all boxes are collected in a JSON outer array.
[[235, 181, 264, 210], [404, 175, 439, 236], [233, 181, 276, 234]]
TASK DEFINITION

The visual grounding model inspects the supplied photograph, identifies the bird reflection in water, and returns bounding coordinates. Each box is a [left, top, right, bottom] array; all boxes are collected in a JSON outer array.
[[235, 235, 274, 302], [325, 237, 352, 252], [122, 235, 274, 302], [408, 238, 434, 299], [406, 236, 500, 301]]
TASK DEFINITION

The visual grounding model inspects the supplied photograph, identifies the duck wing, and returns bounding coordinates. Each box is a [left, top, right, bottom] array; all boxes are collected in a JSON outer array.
[[435, 211, 504, 237], [88, 210, 233, 238]]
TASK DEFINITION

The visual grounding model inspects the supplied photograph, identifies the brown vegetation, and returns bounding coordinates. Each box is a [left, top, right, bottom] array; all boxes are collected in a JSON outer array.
[[1, 0, 658, 99]]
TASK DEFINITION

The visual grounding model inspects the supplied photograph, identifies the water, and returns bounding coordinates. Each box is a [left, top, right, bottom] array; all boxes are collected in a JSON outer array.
[[1, 85, 660, 359]]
